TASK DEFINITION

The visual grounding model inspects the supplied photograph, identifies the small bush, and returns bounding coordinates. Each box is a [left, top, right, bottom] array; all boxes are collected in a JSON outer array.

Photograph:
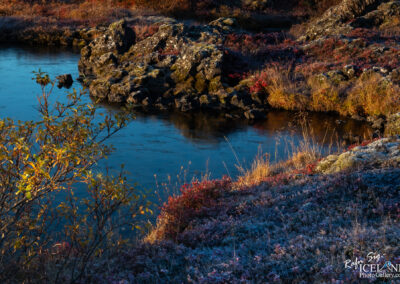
[[146, 177, 231, 242], [0, 71, 149, 283]]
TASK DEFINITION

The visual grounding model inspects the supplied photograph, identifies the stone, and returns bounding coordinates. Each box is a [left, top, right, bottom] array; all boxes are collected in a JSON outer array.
[[56, 74, 73, 89], [244, 109, 266, 120], [316, 137, 400, 173], [304, 0, 398, 40]]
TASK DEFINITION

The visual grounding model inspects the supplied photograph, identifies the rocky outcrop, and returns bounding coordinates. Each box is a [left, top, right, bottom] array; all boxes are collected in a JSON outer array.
[[316, 137, 400, 173], [303, 0, 400, 40], [351, 1, 400, 28], [78, 18, 268, 116]]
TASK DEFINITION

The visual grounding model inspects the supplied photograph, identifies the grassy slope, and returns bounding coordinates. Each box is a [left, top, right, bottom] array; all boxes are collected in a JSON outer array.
[[75, 136, 399, 283], [84, 157, 400, 283]]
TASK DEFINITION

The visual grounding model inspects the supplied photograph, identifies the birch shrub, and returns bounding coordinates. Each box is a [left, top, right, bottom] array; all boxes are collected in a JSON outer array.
[[0, 71, 150, 283]]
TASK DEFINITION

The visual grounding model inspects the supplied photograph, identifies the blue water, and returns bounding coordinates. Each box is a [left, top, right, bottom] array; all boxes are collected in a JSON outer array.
[[0, 45, 373, 201]]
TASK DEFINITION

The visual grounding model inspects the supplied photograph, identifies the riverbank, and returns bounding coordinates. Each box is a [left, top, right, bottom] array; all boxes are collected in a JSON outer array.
[[2, 1, 400, 132], [74, 0, 400, 134], [75, 135, 400, 283]]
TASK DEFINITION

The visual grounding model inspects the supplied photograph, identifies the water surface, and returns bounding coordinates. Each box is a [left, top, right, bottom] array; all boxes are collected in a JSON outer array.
[[0, 45, 373, 200]]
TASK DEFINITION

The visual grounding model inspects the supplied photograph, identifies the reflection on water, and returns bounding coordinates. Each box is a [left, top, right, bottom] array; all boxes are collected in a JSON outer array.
[[0, 45, 374, 197], [148, 110, 373, 145]]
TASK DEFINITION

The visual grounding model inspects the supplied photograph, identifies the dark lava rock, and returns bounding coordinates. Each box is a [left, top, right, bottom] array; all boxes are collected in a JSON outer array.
[[78, 18, 267, 117], [56, 74, 73, 89], [303, 0, 400, 40]]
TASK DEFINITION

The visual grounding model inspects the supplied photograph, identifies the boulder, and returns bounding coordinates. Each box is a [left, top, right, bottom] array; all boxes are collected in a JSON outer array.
[[56, 74, 73, 89]]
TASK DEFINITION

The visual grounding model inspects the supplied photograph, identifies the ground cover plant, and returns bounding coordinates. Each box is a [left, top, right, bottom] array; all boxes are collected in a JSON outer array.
[[0, 0, 342, 25]]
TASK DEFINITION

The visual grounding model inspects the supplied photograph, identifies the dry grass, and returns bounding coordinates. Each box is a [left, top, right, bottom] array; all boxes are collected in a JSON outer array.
[[251, 65, 400, 118], [236, 152, 271, 187], [265, 66, 310, 110], [308, 75, 347, 113], [344, 72, 400, 117], [236, 118, 324, 188]]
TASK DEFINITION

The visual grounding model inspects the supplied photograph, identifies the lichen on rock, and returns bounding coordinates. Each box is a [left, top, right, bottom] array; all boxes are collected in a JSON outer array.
[[316, 137, 400, 173]]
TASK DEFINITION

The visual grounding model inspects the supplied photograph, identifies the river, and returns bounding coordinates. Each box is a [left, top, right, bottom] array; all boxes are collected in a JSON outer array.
[[0, 45, 374, 202]]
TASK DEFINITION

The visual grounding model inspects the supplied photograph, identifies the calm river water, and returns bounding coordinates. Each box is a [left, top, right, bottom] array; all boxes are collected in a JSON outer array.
[[0, 45, 373, 201]]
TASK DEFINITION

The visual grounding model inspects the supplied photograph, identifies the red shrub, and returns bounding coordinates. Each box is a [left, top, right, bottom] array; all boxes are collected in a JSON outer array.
[[346, 28, 380, 40], [224, 32, 283, 55], [132, 24, 160, 41], [347, 138, 379, 151], [152, 177, 231, 240], [249, 71, 269, 94]]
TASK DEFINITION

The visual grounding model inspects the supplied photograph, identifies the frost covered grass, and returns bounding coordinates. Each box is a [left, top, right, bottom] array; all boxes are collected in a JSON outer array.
[[85, 150, 400, 283], [81, 135, 400, 283]]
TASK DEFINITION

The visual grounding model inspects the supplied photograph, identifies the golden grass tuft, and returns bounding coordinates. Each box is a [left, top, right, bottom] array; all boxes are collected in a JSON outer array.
[[235, 118, 324, 188], [344, 72, 400, 117], [265, 66, 310, 111], [255, 66, 400, 118], [236, 153, 271, 187]]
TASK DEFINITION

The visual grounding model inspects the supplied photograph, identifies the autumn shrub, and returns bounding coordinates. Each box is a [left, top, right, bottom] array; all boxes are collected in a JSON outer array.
[[344, 72, 400, 117], [0, 0, 132, 25], [224, 32, 283, 56], [132, 23, 160, 41], [0, 71, 150, 283], [146, 177, 231, 243], [133, 0, 193, 16], [249, 70, 269, 94]]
